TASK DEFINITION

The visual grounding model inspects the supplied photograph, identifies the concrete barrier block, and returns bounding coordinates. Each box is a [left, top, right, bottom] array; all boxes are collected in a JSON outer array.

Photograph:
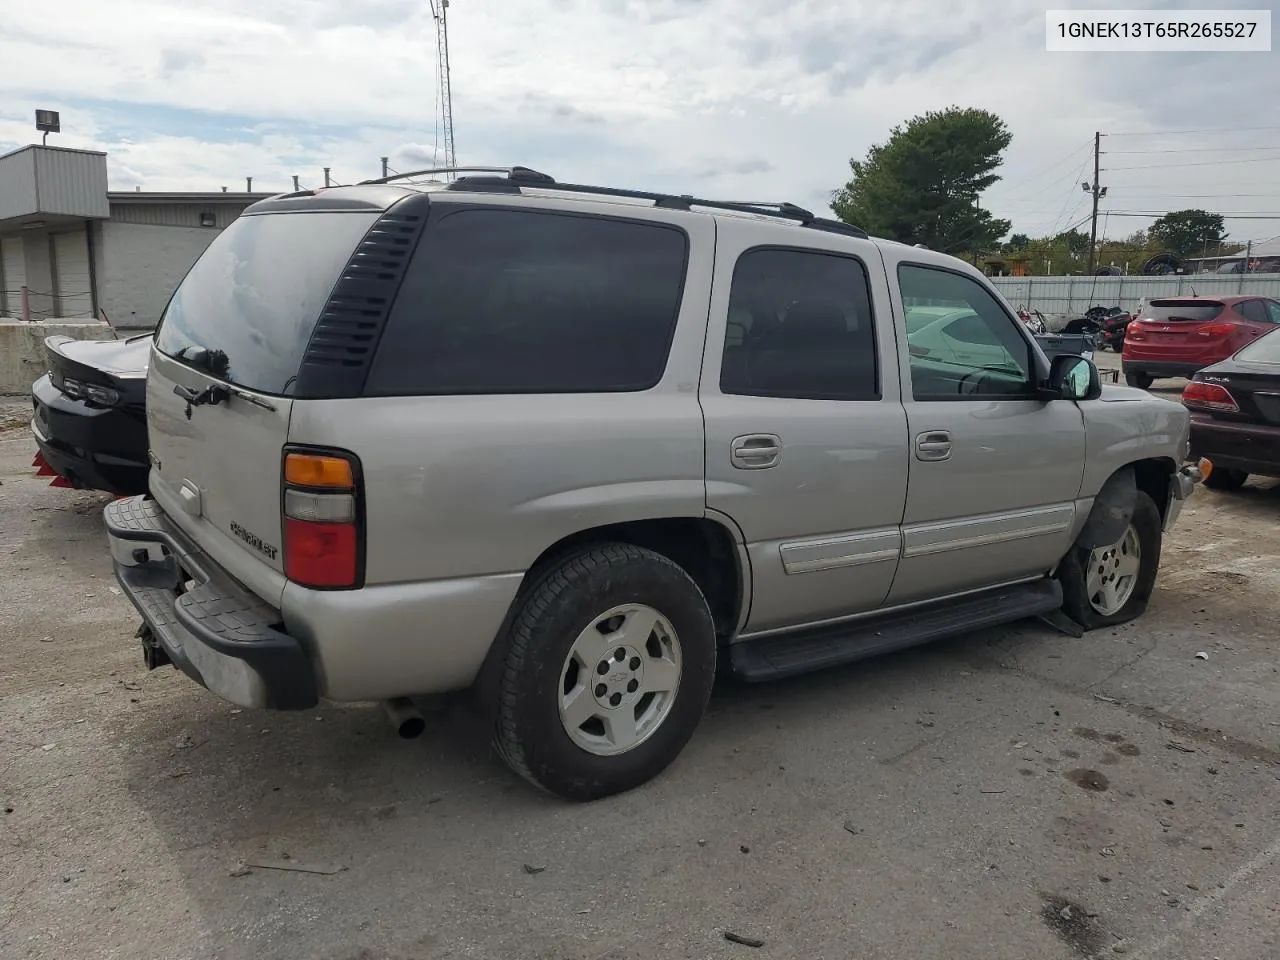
[[0, 320, 116, 395]]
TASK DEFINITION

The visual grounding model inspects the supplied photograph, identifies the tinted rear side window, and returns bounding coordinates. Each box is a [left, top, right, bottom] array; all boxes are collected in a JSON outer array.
[[365, 208, 689, 395], [1144, 300, 1224, 322], [155, 211, 378, 394], [720, 248, 878, 401]]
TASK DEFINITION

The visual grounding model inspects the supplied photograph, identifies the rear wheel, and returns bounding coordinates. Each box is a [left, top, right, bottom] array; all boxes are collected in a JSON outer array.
[[492, 543, 716, 801], [1059, 491, 1162, 630], [1125, 371, 1154, 389], [1203, 467, 1248, 491]]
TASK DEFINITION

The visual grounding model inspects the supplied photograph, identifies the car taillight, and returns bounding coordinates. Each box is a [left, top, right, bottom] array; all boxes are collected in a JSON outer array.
[[282, 449, 362, 589], [1182, 380, 1239, 413], [1125, 321, 1143, 341], [1196, 322, 1237, 339]]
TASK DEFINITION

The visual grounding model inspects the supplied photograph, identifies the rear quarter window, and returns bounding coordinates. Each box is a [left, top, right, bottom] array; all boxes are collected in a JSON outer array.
[[364, 207, 689, 395]]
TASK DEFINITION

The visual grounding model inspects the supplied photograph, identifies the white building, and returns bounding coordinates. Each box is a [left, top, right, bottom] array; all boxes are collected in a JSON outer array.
[[0, 145, 268, 330]]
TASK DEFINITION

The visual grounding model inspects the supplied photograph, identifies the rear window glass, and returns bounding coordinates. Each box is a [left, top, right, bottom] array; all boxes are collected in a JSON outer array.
[[364, 208, 688, 395], [1143, 301, 1224, 322], [1235, 329, 1280, 364], [155, 211, 378, 395]]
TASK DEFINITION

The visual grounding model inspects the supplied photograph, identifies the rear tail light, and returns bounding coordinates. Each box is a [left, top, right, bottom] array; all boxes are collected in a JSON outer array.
[[282, 449, 363, 589], [1196, 322, 1237, 339], [1182, 380, 1239, 413], [1125, 321, 1143, 342]]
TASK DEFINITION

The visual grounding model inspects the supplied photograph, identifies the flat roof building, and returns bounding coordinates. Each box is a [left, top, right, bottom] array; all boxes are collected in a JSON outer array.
[[0, 145, 269, 329]]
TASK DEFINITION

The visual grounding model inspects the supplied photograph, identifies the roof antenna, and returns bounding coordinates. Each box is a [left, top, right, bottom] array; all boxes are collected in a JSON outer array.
[[429, 0, 457, 179]]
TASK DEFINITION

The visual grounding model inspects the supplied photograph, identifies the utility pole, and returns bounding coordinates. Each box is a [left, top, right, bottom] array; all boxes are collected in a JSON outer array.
[[1239, 240, 1252, 292], [1083, 131, 1107, 274], [381, 156, 389, 178]]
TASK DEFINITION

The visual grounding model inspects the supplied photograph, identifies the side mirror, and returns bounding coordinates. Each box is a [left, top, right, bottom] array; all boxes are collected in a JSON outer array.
[[1045, 354, 1102, 401]]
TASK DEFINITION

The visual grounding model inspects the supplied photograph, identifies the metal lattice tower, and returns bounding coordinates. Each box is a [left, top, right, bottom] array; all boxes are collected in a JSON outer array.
[[430, 0, 456, 177]]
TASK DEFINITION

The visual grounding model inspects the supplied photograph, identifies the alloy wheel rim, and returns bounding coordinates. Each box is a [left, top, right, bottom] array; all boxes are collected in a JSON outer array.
[[1086, 524, 1141, 616], [557, 604, 682, 757]]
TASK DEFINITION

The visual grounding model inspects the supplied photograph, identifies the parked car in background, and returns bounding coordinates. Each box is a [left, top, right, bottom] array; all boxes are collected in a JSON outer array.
[[103, 169, 1196, 801], [31, 334, 151, 496], [1122, 296, 1280, 389], [1184, 328, 1280, 491]]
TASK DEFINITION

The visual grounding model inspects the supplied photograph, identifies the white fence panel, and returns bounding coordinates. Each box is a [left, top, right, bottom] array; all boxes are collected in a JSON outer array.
[[990, 274, 1280, 318]]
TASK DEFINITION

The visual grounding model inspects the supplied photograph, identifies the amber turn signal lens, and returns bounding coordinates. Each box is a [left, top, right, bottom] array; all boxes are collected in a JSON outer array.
[[284, 453, 354, 489], [1197, 458, 1214, 482]]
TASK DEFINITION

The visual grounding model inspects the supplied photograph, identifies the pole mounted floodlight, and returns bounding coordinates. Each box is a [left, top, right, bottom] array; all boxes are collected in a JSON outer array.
[[35, 109, 60, 145]]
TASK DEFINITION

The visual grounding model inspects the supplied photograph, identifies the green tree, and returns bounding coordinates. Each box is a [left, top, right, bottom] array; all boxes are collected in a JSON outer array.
[[1148, 209, 1227, 258], [1056, 229, 1091, 260], [1007, 233, 1030, 250], [832, 106, 1012, 255]]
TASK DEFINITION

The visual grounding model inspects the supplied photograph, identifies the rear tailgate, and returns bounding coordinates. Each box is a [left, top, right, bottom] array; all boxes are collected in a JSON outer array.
[[147, 205, 383, 605], [147, 353, 294, 600], [1129, 299, 1226, 359]]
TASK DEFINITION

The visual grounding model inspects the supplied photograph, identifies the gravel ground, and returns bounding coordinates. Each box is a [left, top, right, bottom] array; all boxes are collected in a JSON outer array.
[[2, 379, 1278, 960]]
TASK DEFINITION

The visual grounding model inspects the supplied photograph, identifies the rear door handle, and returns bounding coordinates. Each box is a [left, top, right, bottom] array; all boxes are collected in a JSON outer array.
[[731, 434, 782, 470], [915, 430, 952, 462]]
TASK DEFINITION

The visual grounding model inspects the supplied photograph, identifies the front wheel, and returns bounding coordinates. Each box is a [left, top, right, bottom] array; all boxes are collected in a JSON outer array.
[[1058, 491, 1162, 630], [492, 543, 717, 801]]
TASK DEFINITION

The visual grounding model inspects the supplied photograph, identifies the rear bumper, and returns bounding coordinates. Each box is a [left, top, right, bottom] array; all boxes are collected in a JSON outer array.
[[1121, 360, 1203, 380], [30, 375, 148, 496], [104, 496, 317, 710], [1189, 415, 1280, 478]]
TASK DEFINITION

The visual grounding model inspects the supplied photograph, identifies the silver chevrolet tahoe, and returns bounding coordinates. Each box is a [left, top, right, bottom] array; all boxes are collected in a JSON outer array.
[[105, 166, 1198, 800]]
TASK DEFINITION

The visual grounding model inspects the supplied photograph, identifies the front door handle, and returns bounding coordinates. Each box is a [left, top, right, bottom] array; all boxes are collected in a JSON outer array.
[[731, 434, 782, 470], [915, 430, 952, 462]]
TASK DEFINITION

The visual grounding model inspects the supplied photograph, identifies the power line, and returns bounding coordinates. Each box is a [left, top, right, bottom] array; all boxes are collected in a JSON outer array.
[[1106, 155, 1280, 171], [1107, 125, 1280, 137], [1101, 192, 1280, 198], [1104, 145, 1280, 154], [994, 140, 1094, 199], [1102, 211, 1280, 219]]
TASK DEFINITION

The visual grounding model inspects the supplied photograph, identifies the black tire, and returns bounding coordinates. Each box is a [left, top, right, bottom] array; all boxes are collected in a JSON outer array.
[[492, 543, 716, 801], [1125, 371, 1154, 389], [1059, 491, 1162, 630], [1203, 467, 1248, 491]]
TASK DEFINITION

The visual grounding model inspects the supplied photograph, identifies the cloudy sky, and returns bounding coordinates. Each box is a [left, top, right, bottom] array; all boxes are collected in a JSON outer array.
[[1, 0, 1277, 250]]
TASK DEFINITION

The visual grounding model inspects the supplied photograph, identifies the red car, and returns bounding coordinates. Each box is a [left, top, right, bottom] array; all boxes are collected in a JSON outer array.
[[1122, 296, 1280, 389]]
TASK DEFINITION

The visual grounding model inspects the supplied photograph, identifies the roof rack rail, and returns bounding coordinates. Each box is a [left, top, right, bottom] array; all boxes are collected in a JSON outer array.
[[544, 183, 869, 239], [359, 165, 869, 238], [359, 165, 555, 186]]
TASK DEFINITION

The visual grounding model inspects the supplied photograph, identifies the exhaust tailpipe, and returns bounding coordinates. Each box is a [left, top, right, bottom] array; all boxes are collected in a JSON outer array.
[[383, 697, 425, 739]]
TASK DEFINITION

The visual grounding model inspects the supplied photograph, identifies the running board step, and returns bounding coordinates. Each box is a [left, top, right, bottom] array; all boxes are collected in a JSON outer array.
[[729, 579, 1063, 682]]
